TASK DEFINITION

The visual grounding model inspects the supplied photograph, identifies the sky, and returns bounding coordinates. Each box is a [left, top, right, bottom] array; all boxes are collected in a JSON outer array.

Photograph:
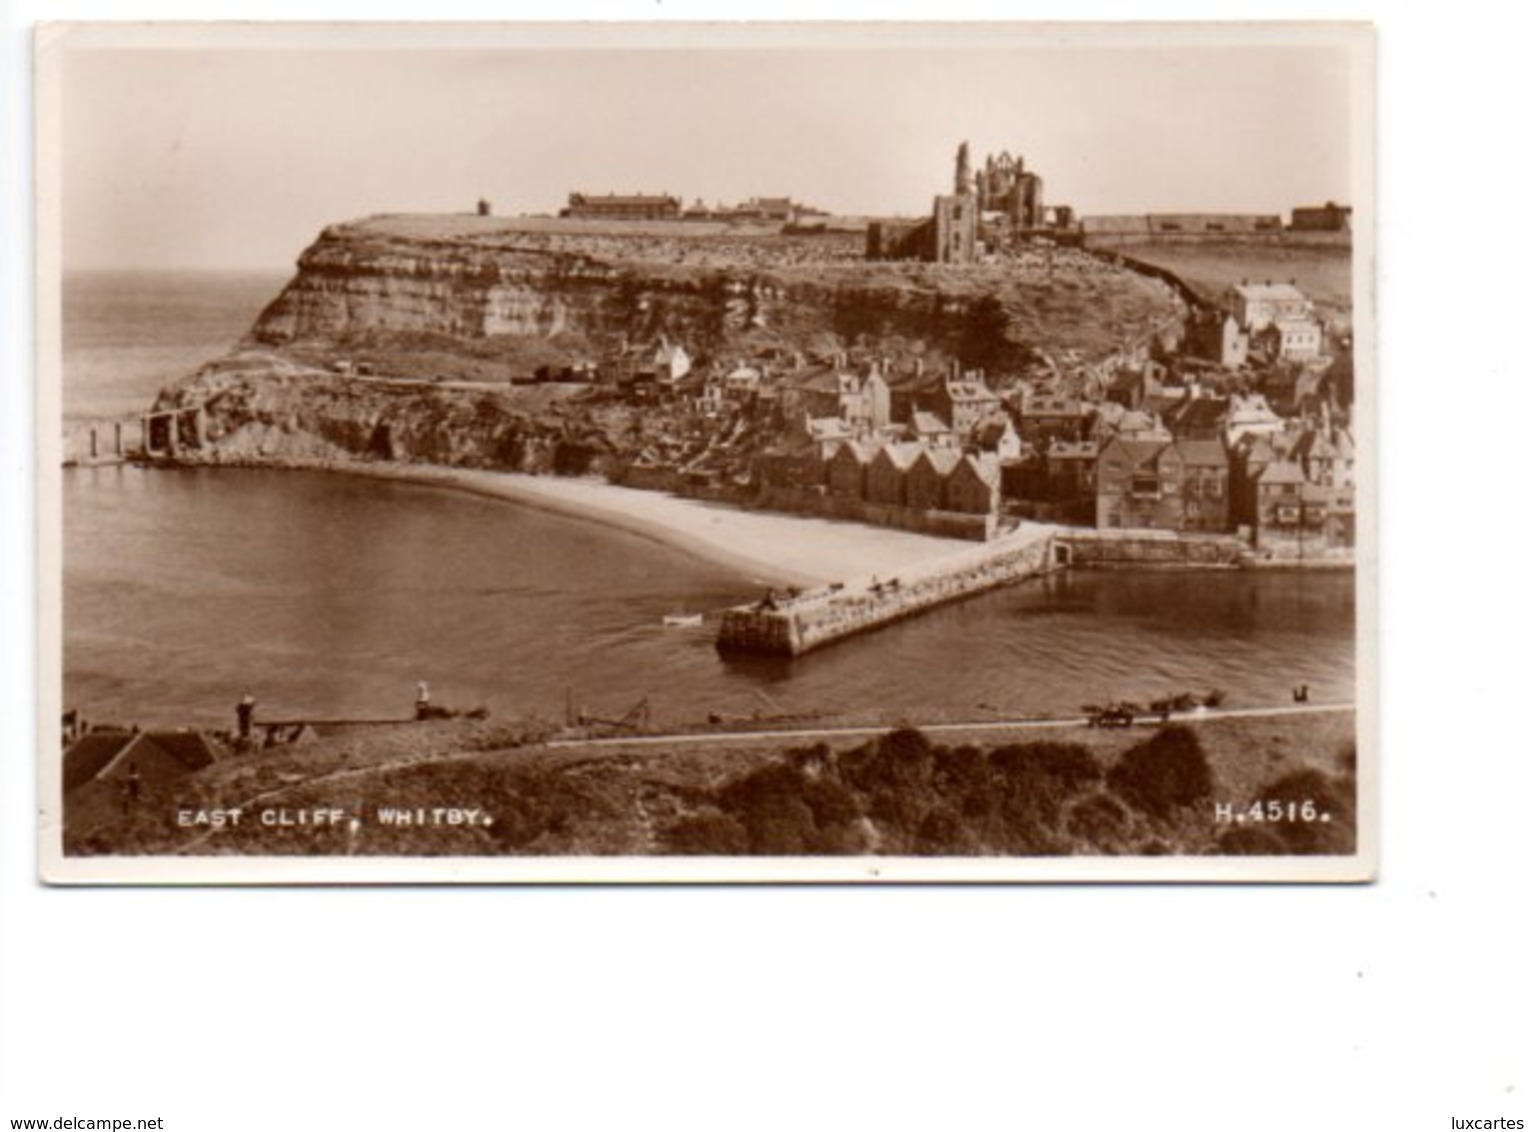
[[51, 24, 1362, 270]]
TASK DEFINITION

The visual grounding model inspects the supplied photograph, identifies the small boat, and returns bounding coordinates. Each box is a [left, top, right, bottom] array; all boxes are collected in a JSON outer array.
[[662, 612, 704, 628]]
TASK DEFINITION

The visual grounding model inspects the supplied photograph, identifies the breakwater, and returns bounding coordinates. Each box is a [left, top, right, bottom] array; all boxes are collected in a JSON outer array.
[[717, 526, 1059, 656]]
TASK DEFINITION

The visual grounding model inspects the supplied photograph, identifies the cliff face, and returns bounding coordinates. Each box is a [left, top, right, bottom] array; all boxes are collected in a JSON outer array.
[[158, 216, 1188, 473], [157, 355, 630, 476], [247, 217, 1188, 372], [252, 229, 627, 346]]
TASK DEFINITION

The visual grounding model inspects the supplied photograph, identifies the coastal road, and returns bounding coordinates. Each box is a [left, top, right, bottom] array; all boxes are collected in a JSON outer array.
[[167, 700, 1353, 854], [546, 701, 1356, 750]]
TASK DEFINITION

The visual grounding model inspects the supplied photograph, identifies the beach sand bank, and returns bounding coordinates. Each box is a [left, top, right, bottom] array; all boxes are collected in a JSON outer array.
[[319, 462, 979, 587]]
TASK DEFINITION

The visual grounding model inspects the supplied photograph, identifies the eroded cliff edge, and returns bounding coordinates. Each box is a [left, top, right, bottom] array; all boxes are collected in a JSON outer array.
[[152, 213, 1188, 473]]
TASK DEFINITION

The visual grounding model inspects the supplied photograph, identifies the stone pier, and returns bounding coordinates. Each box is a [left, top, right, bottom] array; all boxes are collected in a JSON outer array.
[[717, 526, 1060, 656]]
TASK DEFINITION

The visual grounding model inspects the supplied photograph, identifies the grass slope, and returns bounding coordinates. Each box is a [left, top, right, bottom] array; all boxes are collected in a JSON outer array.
[[64, 712, 1357, 859], [1114, 239, 1354, 329]]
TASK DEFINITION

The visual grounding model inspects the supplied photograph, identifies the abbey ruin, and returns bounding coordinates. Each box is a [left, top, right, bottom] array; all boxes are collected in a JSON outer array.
[[866, 142, 1078, 263]]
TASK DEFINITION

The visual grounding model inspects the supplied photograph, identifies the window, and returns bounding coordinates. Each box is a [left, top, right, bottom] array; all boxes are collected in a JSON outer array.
[[1132, 474, 1160, 497]]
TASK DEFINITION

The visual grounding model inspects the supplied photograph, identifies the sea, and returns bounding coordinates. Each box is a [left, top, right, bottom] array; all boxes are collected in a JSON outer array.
[[61, 271, 1357, 731]]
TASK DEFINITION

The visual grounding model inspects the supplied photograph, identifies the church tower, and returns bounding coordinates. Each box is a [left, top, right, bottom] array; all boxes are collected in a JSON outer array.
[[954, 141, 972, 196]]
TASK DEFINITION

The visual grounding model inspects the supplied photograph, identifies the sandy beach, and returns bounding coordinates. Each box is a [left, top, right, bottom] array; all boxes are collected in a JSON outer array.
[[319, 461, 975, 587]]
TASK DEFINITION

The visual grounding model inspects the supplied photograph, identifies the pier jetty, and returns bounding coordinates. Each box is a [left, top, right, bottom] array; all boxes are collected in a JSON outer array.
[[62, 417, 143, 467], [717, 525, 1061, 656], [63, 405, 211, 468]]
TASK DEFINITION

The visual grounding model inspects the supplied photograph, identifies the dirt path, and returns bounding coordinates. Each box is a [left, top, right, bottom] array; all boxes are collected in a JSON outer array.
[[171, 701, 1353, 854]]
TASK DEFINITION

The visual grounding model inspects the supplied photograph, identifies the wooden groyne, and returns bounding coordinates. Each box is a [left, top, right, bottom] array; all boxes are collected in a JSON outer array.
[[717, 526, 1061, 657]]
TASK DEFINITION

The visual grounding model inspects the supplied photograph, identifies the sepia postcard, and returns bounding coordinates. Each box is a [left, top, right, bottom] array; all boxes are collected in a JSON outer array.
[[35, 21, 1376, 883]]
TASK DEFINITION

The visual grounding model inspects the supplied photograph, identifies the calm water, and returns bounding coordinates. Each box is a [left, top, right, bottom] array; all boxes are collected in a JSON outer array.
[[60, 272, 1356, 730], [62, 270, 290, 421]]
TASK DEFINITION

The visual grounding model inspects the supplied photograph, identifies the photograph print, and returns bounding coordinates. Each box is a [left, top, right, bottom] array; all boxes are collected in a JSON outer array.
[[39, 21, 1374, 882]]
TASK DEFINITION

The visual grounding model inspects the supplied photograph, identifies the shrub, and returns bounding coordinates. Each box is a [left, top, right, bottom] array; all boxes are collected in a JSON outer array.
[[798, 776, 860, 831], [914, 805, 972, 855], [718, 762, 806, 814], [866, 786, 927, 841], [743, 794, 819, 855], [664, 809, 749, 856], [1065, 792, 1130, 848], [1217, 826, 1289, 856], [716, 761, 824, 854], [1107, 725, 1215, 819], [932, 744, 990, 800], [838, 728, 935, 794], [1253, 768, 1355, 855], [989, 741, 1103, 827]]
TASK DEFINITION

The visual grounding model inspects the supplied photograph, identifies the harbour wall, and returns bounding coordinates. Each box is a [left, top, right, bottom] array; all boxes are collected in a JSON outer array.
[[1055, 529, 1252, 569], [717, 528, 1059, 656]]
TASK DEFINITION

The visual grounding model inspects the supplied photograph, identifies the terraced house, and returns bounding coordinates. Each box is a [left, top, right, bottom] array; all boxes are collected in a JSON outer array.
[[1095, 437, 1231, 532]]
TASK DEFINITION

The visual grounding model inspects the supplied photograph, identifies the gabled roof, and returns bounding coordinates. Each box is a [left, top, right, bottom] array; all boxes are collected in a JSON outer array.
[[1099, 437, 1170, 469], [1258, 460, 1306, 485], [1174, 439, 1228, 467], [829, 438, 881, 464], [1232, 281, 1309, 303], [972, 419, 1015, 448], [805, 416, 853, 441], [913, 447, 963, 477], [1047, 439, 1099, 461], [953, 453, 1001, 486], [911, 411, 951, 436], [871, 443, 924, 472], [62, 731, 136, 793], [62, 729, 220, 793], [143, 730, 220, 773], [1019, 396, 1086, 417], [792, 368, 843, 395], [945, 379, 997, 403], [1274, 315, 1321, 332], [1294, 371, 1325, 400], [1240, 438, 1279, 472], [1115, 410, 1163, 435], [1228, 392, 1278, 417], [1289, 430, 1337, 462], [1169, 398, 1227, 431], [570, 192, 679, 207]]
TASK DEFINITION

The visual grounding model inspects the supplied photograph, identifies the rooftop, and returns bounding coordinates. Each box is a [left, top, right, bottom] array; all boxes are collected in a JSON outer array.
[[1232, 281, 1309, 302]]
